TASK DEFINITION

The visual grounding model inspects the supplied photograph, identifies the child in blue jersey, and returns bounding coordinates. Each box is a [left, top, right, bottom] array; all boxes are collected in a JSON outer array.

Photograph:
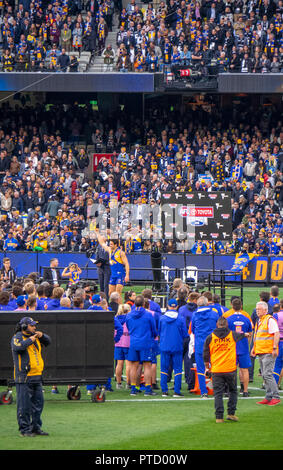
[[62, 262, 82, 287], [226, 298, 253, 396]]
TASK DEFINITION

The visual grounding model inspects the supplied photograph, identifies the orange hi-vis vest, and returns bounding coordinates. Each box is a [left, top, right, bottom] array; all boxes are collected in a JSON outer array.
[[209, 331, 237, 373], [254, 314, 276, 355]]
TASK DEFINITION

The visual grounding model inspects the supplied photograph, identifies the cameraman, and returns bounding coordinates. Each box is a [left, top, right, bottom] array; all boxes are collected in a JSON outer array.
[[11, 317, 51, 436]]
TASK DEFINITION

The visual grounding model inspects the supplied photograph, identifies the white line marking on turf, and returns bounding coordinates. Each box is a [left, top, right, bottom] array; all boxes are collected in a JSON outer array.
[[104, 396, 269, 402]]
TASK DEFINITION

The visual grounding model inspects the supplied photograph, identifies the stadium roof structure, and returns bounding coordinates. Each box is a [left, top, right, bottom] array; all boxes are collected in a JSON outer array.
[[0, 72, 282, 94]]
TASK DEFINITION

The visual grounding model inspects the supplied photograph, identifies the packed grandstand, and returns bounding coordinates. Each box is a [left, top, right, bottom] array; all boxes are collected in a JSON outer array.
[[0, 92, 281, 255], [0, 0, 282, 73]]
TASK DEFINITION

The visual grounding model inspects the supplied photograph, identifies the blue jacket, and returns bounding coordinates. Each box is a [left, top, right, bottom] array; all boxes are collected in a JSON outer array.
[[178, 302, 197, 330], [0, 303, 14, 311], [191, 307, 219, 353], [7, 298, 17, 310], [46, 299, 61, 310], [114, 317, 123, 343], [149, 300, 162, 330], [126, 306, 157, 350], [88, 305, 104, 310], [36, 298, 48, 310], [158, 310, 189, 353]]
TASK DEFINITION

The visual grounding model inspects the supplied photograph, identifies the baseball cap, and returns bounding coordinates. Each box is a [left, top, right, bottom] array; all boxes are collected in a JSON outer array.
[[168, 299, 178, 307], [20, 316, 37, 326], [92, 294, 101, 304], [17, 296, 28, 307]]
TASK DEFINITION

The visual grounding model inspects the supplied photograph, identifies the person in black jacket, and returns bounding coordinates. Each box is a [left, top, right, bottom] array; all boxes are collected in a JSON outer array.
[[0, 257, 16, 287], [58, 48, 70, 72], [11, 316, 51, 436], [42, 258, 61, 286], [232, 201, 244, 230]]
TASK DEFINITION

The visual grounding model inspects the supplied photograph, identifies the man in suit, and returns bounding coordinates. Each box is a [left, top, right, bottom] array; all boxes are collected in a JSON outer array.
[[232, 202, 244, 230], [95, 237, 111, 299], [43, 258, 61, 286]]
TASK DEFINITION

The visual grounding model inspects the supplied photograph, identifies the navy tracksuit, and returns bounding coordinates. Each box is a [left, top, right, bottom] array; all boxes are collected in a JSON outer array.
[[158, 309, 189, 394]]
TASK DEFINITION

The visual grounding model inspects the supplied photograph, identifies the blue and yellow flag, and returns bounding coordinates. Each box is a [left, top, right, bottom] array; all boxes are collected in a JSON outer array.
[[231, 253, 256, 273]]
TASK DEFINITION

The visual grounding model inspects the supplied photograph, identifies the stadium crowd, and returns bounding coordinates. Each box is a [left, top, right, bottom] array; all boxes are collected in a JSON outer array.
[[113, 0, 283, 73], [0, 96, 281, 255], [2, 265, 283, 404], [0, 0, 282, 73], [0, 0, 113, 72]]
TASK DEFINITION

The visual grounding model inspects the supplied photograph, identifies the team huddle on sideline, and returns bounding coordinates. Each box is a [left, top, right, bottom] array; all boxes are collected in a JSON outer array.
[[7, 245, 282, 434]]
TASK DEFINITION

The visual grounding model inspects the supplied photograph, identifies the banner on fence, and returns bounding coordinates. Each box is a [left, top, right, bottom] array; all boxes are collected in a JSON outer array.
[[0, 252, 281, 283]]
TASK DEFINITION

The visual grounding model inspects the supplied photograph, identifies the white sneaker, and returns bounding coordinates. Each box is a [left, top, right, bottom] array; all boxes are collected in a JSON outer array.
[[116, 383, 123, 390]]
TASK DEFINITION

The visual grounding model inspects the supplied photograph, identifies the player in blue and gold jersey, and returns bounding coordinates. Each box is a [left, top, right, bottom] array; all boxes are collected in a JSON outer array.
[[96, 230, 130, 296]]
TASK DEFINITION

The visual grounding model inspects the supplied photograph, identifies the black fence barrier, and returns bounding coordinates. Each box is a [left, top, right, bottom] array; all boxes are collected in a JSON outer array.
[[0, 310, 114, 389]]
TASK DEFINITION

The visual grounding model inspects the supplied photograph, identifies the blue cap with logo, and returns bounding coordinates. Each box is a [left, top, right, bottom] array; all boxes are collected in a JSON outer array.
[[16, 295, 28, 306], [92, 294, 101, 304], [168, 298, 178, 307], [19, 316, 38, 326]]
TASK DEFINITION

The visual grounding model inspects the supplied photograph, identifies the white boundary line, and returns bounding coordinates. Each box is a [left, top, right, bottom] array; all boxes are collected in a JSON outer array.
[[104, 396, 276, 402]]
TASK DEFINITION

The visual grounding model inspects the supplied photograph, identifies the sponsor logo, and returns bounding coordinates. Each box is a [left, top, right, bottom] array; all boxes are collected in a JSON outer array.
[[170, 223, 178, 228], [185, 194, 195, 199], [188, 207, 214, 218], [216, 223, 224, 229], [178, 206, 214, 218], [211, 233, 219, 238], [221, 214, 230, 219], [162, 194, 171, 199], [169, 203, 177, 208], [215, 203, 223, 210], [208, 194, 218, 200], [191, 220, 205, 226]]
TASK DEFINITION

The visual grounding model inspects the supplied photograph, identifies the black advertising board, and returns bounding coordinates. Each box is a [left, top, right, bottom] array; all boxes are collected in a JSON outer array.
[[161, 192, 233, 241], [0, 310, 114, 385]]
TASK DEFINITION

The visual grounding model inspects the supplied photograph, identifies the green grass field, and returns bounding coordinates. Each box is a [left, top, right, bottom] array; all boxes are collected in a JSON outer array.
[[0, 286, 282, 451]]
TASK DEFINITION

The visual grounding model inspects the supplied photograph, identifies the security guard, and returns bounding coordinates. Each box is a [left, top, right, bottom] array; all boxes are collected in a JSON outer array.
[[203, 316, 248, 423], [11, 317, 51, 436]]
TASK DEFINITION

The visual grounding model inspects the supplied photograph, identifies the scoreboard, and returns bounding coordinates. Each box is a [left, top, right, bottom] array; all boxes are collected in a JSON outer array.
[[161, 192, 233, 241]]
